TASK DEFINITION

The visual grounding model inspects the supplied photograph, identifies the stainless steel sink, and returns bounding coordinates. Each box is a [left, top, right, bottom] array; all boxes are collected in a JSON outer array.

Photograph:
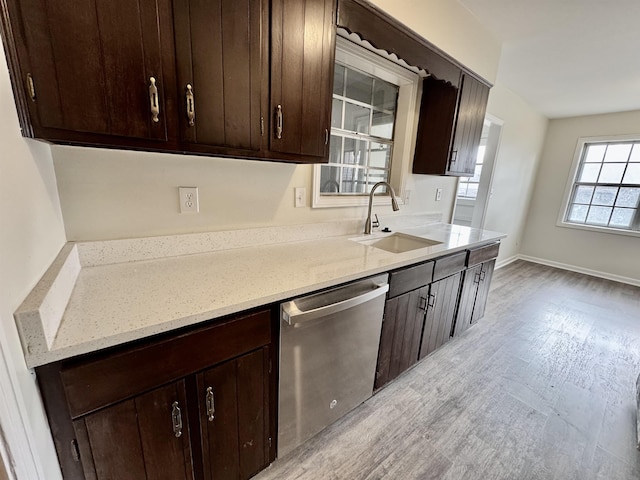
[[352, 232, 442, 253]]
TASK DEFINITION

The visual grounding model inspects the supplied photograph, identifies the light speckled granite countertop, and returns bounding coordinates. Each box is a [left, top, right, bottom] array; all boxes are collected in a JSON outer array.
[[15, 218, 505, 367]]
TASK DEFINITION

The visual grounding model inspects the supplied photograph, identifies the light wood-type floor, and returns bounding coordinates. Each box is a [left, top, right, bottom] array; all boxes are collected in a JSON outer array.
[[255, 260, 640, 480]]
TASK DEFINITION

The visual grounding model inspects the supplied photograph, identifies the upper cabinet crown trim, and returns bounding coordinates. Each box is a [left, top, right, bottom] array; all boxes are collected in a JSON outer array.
[[336, 0, 492, 88]]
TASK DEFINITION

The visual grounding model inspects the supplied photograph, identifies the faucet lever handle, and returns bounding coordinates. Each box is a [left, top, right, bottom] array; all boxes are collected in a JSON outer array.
[[372, 214, 380, 229]]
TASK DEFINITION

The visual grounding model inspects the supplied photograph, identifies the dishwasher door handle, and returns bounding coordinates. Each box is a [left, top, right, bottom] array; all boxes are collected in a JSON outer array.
[[282, 282, 389, 325]]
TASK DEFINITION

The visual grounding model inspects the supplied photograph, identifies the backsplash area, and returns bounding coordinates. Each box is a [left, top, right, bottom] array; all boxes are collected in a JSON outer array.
[[52, 145, 457, 241]]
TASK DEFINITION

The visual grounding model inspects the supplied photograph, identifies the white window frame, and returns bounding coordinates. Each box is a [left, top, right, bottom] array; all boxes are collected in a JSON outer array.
[[557, 134, 640, 237], [457, 120, 490, 200], [312, 35, 420, 208]]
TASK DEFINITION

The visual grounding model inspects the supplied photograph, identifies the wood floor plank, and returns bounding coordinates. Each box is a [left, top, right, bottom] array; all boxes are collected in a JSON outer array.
[[593, 446, 640, 480], [255, 261, 640, 480], [362, 429, 452, 480]]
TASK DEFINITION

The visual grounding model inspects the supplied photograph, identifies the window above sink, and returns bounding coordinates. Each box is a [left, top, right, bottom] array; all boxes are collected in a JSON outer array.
[[312, 34, 421, 208]]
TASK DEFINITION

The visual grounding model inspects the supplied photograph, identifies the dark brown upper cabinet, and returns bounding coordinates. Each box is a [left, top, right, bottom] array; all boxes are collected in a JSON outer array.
[[1, 0, 178, 146], [413, 73, 490, 176], [173, 0, 268, 155], [269, 0, 337, 162], [1, 0, 491, 167]]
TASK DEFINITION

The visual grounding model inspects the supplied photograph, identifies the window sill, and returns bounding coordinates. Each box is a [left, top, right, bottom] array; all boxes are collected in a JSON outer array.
[[556, 220, 640, 238], [312, 193, 407, 209]]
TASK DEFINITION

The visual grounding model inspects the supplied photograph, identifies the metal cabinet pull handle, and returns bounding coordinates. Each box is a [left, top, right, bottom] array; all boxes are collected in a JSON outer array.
[[474, 271, 481, 284], [275, 105, 283, 139], [325, 128, 329, 145], [450, 150, 458, 165], [428, 293, 437, 309], [419, 296, 428, 312], [206, 387, 215, 422], [27, 74, 36, 101], [149, 77, 160, 123], [479, 270, 486, 282], [171, 401, 183, 437], [186, 84, 195, 126]]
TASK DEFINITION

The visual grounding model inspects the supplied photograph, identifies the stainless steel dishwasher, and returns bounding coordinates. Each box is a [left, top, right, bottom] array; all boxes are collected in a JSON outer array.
[[278, 273, 389, 457]]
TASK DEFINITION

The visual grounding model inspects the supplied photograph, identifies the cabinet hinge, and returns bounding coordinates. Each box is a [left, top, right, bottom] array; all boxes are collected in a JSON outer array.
[[71, 439, 81, 462], [260, 116, 264, 136], [27, 73, 36, 102]]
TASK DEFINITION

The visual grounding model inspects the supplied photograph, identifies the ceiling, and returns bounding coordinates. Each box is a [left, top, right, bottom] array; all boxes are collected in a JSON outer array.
[[458, 0, 640, 119]]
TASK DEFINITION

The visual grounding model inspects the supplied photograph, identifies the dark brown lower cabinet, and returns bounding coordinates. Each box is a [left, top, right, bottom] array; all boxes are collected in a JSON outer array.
[[198, 349, 269, 480], [471, 259, 496, 323], [419, 272, 462, 360], [37, 309, 275, 480], [74, 380, 194, 480], [454, 259, 496, 336], [375, 285, 429, 390], [375, 244, 500, 393]]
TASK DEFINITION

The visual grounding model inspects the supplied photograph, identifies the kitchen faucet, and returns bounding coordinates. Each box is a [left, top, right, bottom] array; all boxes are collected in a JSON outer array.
[[364, 181, 400, 234]]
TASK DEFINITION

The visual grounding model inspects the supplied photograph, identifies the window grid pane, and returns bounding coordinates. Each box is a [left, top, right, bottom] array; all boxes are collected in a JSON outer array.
[[565, 140, 640, 231], [321, 62, 398, 196], [457, 143, 486, 199]]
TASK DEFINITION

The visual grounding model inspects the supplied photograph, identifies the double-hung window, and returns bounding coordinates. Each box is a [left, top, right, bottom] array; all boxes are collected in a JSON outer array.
[[312, 35, 420, 208], [323, 63, 397, 195], [560, 136, 640, 234]]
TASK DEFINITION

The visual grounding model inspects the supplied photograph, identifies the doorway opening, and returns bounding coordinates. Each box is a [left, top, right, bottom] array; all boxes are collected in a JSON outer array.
[[452, 115, 503, 229]]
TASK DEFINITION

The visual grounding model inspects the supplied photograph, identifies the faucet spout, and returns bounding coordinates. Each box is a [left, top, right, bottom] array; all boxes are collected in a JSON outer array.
[[364, 181, 400, 234]]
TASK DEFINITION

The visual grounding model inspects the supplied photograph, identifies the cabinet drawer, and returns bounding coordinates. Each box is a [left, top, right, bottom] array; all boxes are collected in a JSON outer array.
[[467, 242, 500, 267], [432, 251, 466, 282], [60, 309, 271, 418], [388, 261, 434, 298]]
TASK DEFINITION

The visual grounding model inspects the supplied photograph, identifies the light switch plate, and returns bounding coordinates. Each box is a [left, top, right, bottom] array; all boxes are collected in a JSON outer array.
[[295, 187, 306, 208], [179, 187, 199, 213]]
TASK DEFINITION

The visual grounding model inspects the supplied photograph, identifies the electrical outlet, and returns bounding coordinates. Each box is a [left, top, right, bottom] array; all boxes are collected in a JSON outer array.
[[295, 187, 306, 208], [404, 189, 411, 205], [179, 187, 199, 213], [435, 188, 443, 202]]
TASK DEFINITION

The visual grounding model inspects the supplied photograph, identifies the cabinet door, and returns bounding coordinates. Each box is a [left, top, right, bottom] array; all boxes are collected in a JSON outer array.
[[173, 0, 267, 151], [198, 348, 269, 480], [73, 381, 194, 480], [375, 286, 428, 390], [449, 74, 490, 175], [412, 76, 460, 175], [453, 264, 482, 337], [419, 272, 462, 359], [9, 0, 173, 141], [413, 73, 489, 176], [270, 0, 336, 160], [471, 259, 496, 324]]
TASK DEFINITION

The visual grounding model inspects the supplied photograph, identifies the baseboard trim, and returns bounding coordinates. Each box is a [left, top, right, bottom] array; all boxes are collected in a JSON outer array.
[[495, 255, 520, 270], [515, 254, 640, 287]]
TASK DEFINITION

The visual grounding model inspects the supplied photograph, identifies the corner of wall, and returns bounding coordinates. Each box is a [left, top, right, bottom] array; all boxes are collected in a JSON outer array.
[[1, 43, 66, 480]]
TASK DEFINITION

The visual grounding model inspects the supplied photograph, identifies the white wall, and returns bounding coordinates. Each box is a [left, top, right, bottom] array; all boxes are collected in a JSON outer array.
[[0, 47, 66, 479], [521, 110, 640, 284], [53, 146, 458, 240], [484, 83, 548, 263]]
